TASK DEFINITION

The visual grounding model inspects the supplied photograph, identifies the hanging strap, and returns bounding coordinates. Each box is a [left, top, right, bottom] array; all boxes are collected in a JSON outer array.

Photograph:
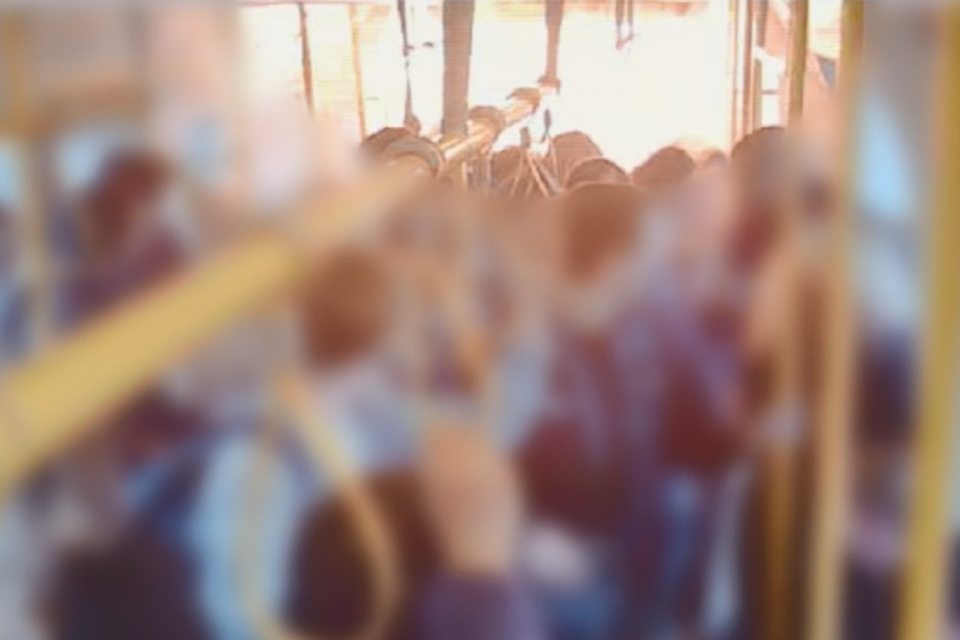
[[397, 0, 417, 129], [615, 0, 635, 50]]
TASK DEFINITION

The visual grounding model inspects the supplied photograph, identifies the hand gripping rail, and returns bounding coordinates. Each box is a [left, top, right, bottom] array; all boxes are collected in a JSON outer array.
[[0, 86, 546, 496]]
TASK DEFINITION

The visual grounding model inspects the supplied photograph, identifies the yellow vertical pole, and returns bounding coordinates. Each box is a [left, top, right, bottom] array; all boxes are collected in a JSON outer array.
[[752, 0, 769, 128], [766, 5, 809, 639], [297, 2, 315, 115], [729, 0, 743, 144], [896, 9, 960, 640], [349, 4, 368, 140], [786, 0, 809, 125], [741, 0, 756, 135], [804, 4, 864, 640]]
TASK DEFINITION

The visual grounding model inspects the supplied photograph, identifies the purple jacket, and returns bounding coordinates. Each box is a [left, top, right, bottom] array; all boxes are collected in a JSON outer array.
[[422, 575, 546, 640]]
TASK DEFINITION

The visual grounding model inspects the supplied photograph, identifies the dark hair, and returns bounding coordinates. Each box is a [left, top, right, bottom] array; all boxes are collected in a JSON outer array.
[[700, 148, 729, 169], [490, 146, 527, 192], [551, 131, 603, 184], [359, 127, 416, 161], [731, 126, 787, 164], [300, 247, 391, 369], [83, 150, 171, 261], [98, 151, 170, 197], [110, 392, 204, 472], [557, 183, 645, 282], [631, 146, 696, 194], [564, 157, 631, 190]]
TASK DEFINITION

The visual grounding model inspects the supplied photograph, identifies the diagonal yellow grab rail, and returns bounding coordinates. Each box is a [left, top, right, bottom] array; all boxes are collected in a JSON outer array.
[[0, 88, 544, 496], [896, 10, 960, 640]]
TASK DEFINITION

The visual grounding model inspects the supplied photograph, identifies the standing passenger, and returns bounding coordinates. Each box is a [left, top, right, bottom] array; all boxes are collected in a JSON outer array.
[[0, 205, 28, 364]]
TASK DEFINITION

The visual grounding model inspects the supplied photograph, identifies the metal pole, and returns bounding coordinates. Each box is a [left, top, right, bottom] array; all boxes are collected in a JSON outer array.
[[728, 0, 742, 143], [751, 0, 769, 128], [543, 0, 565, 87], [786, 0, 809, 125], [441, 0, 476, 139], [0, 88, 544, 497], [741, 0, 756, 135], [349, 3, 368, 139], [297, 2, 315, 115], [896, 9, 960, 640], [765, 3, 809, 639], [804, 4, 864, 640]]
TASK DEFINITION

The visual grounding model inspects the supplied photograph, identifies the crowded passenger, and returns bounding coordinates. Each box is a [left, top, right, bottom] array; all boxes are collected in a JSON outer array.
[[8, 394, 212, 640], [549, 131, 605, 187], [1, 2, 951, 639], [563, 157, 631, 190], [193, 244, 415, 640], [0, 103, 930, 640], [65, 150, 184, 323]]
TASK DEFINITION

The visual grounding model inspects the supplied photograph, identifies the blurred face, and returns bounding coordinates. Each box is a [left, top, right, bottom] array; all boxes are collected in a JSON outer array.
[[559, 249, 637, 333], [688, 164, 735, 256], [552, 187, 644, 331]]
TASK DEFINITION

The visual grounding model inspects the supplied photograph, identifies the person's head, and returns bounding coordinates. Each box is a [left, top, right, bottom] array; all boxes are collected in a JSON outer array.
[[300, 246, 392, 372], [81, 150, 171, 263], [359, 126, 416, 163], [630, 146, 703, 272], [728, 128, 789, 274], [630, 145, 696, 196], [675, 149, 735, 265], [699, 148, 729, 171], [729, 126, 834, 274], [551, 131, 603, 186], [554, 183, 646, 331], [563, 157, 630, 191], [731, 127, 789, 213], [68, 152, 184, 321]]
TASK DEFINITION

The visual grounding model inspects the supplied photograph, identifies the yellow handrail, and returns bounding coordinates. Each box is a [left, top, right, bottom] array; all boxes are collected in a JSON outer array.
[[238, 371, 402, 640], [803, 3, 863, 640], [896, 10, 960, 640], [765, 5, 809, 639], [0, 88, 543, 497]]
